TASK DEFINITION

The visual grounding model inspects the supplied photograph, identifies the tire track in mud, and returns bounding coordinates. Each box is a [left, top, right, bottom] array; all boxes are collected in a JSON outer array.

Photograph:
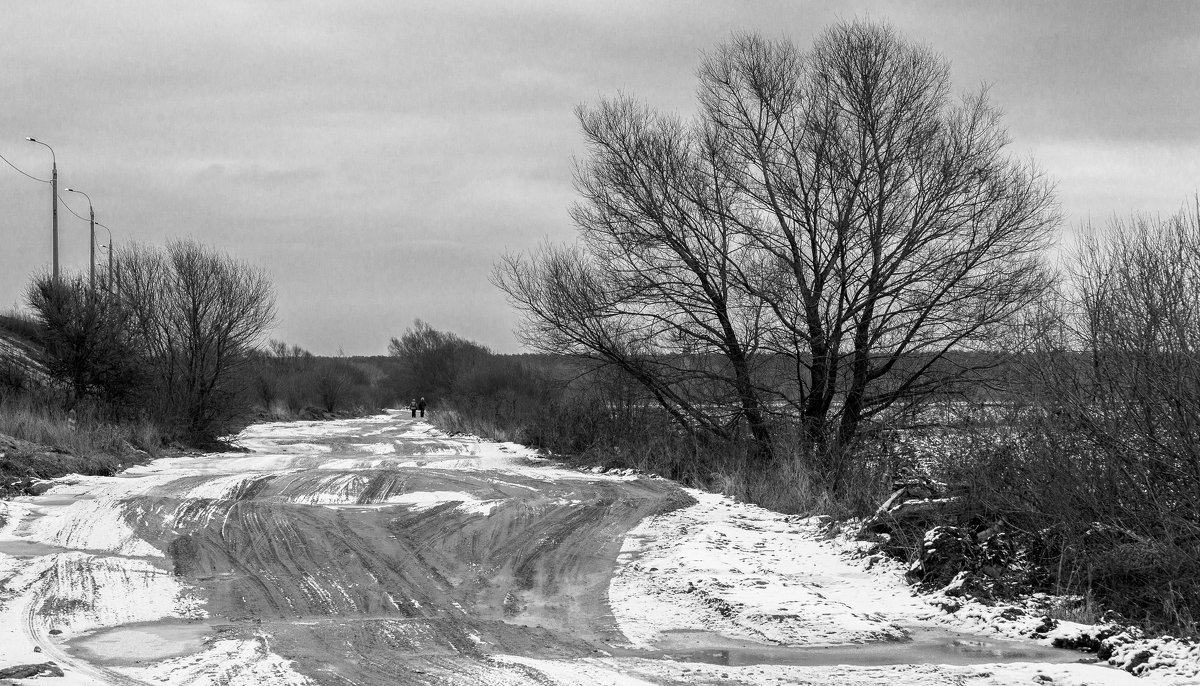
[[101, 416, 693, 684]]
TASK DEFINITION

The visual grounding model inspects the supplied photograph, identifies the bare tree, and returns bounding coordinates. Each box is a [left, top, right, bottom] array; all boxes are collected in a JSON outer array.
[[1018, 202, 1200, 626], [497, 20, 1058, 483], [116, 240, 275, 438], [1064, 204, 1200, 495], [700, 25, 1058, 480]]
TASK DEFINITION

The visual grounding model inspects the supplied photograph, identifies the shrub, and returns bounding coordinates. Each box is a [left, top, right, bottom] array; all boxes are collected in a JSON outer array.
[[25, 272, 147, 411]]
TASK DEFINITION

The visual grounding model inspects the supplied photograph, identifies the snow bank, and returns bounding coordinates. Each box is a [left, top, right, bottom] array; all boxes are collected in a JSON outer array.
[[609, 488, 921, 648]]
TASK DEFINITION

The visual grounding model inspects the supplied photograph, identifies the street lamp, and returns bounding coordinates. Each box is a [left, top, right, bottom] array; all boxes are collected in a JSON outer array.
[[65, 187, 96, 295], [25, 137, 58, 280], [96, 223, 113, 293]]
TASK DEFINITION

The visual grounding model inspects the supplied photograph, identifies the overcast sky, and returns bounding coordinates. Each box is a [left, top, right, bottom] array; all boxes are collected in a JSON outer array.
[[2, 1, 1197, 354]]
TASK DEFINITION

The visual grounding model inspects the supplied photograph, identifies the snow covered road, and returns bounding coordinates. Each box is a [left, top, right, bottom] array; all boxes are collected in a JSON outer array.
[[0, 411, 1168, 684]]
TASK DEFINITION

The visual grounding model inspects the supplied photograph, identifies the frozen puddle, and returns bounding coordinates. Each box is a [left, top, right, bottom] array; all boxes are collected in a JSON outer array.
[[70, 620, 213, 664], [644, 627, 1091, 667], [0, 539, 68, 557]]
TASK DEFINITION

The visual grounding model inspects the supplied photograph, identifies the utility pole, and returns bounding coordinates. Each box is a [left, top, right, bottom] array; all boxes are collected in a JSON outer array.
[[98, 224, 113, 294], [88, 203, 94, 293], [26, 138, 58, 280], [53, 163, 58, 281], [66, 188, 96, 295]]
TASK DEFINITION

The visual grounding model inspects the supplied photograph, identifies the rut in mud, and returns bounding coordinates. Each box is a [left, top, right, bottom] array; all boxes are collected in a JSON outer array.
[[10, 414, 691, 684], [142, 455, 690, 681]]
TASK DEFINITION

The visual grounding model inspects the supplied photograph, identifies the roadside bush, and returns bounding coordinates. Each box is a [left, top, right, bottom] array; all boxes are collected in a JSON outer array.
[[860, 205, 1200, 636], [925, 412, 1200, 635], [1042, 207, 1200, 634], [26, 272, 147, 411], [0, 358, 31, 395]]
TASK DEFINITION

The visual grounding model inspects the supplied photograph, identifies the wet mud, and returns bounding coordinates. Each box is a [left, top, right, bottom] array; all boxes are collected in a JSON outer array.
[[147, 466, 688, 683], [645, 627, 1086, 667]]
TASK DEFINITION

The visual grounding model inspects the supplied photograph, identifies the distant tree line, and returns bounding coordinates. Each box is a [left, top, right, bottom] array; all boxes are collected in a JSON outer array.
[[248, 339, 391, 418]]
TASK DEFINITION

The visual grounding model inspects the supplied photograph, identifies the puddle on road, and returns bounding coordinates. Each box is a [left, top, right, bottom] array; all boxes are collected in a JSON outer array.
[[0, 539, 69, 558], [34, 494, 94, 507], [70, 620, 214, 664], [638, 627, 1092, 667]]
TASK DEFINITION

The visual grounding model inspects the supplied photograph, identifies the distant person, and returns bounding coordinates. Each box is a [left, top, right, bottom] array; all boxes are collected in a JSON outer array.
[[418, 397, 427, 418], [409, 398, 417, 418]]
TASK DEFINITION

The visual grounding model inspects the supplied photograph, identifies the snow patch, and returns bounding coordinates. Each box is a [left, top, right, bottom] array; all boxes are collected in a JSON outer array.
[[384, 490, 485, 510], [351, 442, 396, 455], [116, 636, 315, 685], [609, 489, 919, 648], [23, 498, 160, 557], [4, 552, 206, 636]]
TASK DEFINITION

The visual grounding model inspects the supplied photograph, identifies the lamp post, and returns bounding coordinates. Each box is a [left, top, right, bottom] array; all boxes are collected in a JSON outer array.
[[66, 188, 96, 295], [96, 223, 113, 293], [25, 137, 58, 281]]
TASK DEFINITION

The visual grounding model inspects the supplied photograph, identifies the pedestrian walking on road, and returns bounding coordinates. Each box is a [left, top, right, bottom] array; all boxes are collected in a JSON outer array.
[[418, 397, 427, 418], [409, 398, 417, 418]]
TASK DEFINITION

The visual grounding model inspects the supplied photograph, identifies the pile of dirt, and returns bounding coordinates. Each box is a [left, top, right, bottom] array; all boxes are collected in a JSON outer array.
[[0, 661, 64, 679], [0, 433, 68, 497], [0, 432, 155, 498], [856, 477, 1035, 596]]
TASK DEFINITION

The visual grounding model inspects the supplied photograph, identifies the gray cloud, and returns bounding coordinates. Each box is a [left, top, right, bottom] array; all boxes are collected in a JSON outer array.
[[2, 1, 1197, 353]]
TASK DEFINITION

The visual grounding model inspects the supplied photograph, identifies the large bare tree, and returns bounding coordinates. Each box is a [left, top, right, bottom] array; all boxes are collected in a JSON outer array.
[[496, 20, 1058, 480], [116, 239, 275, 438]]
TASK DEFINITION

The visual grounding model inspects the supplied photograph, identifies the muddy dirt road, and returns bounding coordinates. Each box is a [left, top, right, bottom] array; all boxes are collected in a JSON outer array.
[[0, 413, 1139, 685]]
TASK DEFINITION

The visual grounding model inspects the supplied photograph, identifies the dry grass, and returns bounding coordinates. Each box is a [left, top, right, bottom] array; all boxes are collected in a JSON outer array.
[[1046, 592, 1105, 626], [0, 394, 162, 479], [430, 408, 520, 444], [431, 403, 889, 518]]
